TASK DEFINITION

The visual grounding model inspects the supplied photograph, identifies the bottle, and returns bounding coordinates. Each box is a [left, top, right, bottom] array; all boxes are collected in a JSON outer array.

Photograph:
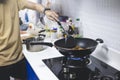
[[74, 18, 83, 37], [57, 27, 63, 38], [25, 11, 29, 23], [50, 27, 57, 40], [67, 18, 75, 36], [68, 25, 74, 35]]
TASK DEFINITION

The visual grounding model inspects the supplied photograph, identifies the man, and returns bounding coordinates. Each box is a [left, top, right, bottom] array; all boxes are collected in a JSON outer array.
[[0, 0, 58, 80]]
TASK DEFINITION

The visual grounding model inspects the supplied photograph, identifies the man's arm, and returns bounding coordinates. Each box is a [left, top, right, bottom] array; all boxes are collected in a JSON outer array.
[[24, 1, 58, 21]]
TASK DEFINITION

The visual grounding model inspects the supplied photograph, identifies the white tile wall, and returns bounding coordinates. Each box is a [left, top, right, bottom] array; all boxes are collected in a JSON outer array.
[[58, 0, 120, 52]]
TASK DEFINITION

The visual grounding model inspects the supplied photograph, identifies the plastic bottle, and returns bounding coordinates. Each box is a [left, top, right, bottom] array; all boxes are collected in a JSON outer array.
[[25, 11, 29, 23], [66, 18, 75, 36], [57, 27, 63, 38], [74, 18, 83, 37], [50, 27, 57, 40]]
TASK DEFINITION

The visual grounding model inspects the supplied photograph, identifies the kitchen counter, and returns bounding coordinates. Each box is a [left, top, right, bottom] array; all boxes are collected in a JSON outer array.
[[22, 44, 63, 80], [22, 38, 120, 80]]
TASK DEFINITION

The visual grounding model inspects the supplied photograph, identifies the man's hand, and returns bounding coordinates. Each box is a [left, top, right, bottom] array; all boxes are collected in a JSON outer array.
[[25, 1, 59, 21], [45, 10, 59, 21]]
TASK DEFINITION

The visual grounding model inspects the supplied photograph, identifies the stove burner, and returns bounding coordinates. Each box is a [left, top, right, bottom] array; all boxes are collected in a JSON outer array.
[[68, 56, 89, 60], [42, 56, 120, 80], [68, 57, 82, 60], [89, 68, 101, 80], [114, 71, 120, 80], [89, 68, 114, 80], [101, 75, 114, 80], [59, 67, 91, 80], [62, 56, 91, 68]]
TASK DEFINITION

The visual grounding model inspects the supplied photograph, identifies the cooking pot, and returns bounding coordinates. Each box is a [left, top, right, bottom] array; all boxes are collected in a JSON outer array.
[[28, 37, 103, 57], [23, 34, 47, 52]]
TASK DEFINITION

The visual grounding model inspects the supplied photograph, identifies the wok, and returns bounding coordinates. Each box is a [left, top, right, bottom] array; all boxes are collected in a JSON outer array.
[[54, 38, 103, 57], [29, 37, 103, 57]]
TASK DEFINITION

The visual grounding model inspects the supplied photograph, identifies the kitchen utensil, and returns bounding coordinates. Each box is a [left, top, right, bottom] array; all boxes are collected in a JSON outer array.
[[54, 38, 103, 57], [56, 21, 76, 48], [23, 34, 47, 52]]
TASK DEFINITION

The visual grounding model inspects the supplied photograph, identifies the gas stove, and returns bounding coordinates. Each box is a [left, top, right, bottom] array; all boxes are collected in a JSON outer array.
[[42, 56, 120, 80]]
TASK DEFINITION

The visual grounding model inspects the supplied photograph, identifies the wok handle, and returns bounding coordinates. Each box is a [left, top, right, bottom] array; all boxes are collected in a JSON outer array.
[[30, 42, 53, 47], [38, 34, 46, 37], [22, 39, 27, 44], [96, 38, 104, 43], [38, 29, 45, 33]]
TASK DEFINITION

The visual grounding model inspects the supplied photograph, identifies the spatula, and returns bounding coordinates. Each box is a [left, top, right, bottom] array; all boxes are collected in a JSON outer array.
[[56, 21, 76, 48]]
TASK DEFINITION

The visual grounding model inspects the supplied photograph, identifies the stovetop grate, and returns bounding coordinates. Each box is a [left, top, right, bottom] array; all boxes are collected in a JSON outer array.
[[43, 56, 120, 80]]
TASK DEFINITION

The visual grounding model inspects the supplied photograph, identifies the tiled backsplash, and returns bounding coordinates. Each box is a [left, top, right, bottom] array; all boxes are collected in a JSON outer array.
[[58, 0, 120, 52], [20, 0, 120, 53]]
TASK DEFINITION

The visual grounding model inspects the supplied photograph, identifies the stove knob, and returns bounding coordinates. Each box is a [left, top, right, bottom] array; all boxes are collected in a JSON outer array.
[[115, 71, 120, 80], [69, 73, 76, 79], [63, 67, 69, 73], [89, 72, 100, 80], [63, 73, 68, 79]]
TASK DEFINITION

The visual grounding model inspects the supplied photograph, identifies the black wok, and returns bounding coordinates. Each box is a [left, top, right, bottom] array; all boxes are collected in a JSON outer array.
[[29, 37, 103, 58], [54, 38, 103, 57]]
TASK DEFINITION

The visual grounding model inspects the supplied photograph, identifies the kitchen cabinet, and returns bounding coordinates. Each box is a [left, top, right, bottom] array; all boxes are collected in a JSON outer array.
[[26, 60, 39, 80]]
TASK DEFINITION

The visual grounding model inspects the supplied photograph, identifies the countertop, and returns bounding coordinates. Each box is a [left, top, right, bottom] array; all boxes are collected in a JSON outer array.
[[22, 44, 63, 80]]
